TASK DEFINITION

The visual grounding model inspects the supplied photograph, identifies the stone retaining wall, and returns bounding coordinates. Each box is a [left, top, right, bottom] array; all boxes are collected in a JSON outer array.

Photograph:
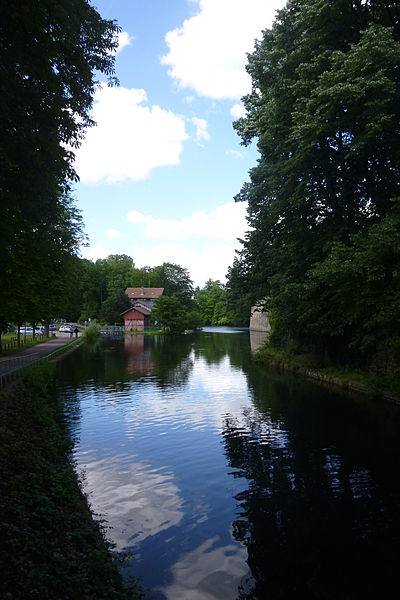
[[250, 302, 271, 334]]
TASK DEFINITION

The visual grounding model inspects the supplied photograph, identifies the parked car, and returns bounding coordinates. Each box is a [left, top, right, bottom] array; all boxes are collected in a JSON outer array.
[[49, 323, 56, 331], [59, 324, 74, 333], [20, 326, 34, 335], [18, 325, 45, 336]]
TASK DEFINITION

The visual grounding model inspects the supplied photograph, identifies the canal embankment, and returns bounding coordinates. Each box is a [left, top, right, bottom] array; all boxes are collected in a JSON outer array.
[[0, 356, 142, 599], [254, 343, 400, 405], [0, 335, 84, 389]]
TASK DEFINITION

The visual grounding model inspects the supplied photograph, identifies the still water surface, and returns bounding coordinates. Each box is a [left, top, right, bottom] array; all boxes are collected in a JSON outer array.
[[57, 329, 400, 599]]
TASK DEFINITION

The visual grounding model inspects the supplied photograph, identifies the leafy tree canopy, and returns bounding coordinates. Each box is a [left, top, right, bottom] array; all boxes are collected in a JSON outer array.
[[151, 296, 190, 334], [152, 263, 194, 307], [0, 0, 119, 344], [232, 0, 400, 368], [195, 279, 229, 326]]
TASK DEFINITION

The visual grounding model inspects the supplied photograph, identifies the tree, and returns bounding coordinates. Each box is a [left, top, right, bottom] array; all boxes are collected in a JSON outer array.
[[233, 0, 400, 366], [195, 279, 229, 326], [153, 263, 194, 307], [151, 296, 189, 333], [0, 0, 119, 343], [300, 199, 400, 367], [78, 259, 105, 322], [0, 0, 119, 190], [225, 255, 253, 326], [102, 255, 135, 298], [99, 290, 130, 325]]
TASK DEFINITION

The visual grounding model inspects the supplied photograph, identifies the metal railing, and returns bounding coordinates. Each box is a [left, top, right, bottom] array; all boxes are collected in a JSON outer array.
[[99, 325, 125, 335], [0, 352, 40, 389]]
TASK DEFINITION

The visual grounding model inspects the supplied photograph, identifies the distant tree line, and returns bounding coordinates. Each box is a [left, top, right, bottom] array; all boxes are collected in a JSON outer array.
[[22, 252, 243, 334], [225, 0, 400, 373], [57, 255, 235, 333], [75, 256, 198, 326]]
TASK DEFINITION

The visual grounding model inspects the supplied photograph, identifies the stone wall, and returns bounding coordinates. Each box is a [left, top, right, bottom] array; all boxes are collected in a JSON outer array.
[[250, 302, 271, 334]]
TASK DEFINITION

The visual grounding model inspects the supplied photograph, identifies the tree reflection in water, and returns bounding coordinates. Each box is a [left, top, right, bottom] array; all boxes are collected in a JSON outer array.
[[222, 387, 400, 599]]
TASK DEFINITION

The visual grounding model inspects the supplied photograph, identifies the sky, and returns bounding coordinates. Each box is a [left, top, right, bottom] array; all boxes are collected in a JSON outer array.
[[75, 0, 286, 287]]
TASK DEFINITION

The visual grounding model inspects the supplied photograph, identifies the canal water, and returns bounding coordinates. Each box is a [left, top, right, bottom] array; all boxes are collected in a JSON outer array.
[[57, 328, 400, 599]]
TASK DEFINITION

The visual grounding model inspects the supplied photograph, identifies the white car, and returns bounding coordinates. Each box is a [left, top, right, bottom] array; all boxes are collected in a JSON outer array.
[[20, 326, 34, 335], [59, 324, 74, 333], [20, 326, 44, 335]]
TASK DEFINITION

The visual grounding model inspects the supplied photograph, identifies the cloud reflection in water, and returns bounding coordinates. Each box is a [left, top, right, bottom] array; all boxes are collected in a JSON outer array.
[[80, 454, 183, 549], [157, 535, 249, 600]]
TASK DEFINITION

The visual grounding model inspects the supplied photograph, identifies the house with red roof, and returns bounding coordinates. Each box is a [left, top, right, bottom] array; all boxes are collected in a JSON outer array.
[[122, 287, 164, 331]]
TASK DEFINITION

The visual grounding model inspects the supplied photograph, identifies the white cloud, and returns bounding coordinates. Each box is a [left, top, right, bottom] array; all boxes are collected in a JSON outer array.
[[80, 242, 110, 261], [106, 228, 125, 239], [127, 210, 153, 224], [225, 149, 245, 159], [126, 201, 247, 242], [74, 84, 188, 183], [115, 31, 133, 54], [127, 201, 249, 286], [81, 202, 248, 285], [161, 0, 286, 99], [191, 117, 210, 142], [133, 241, 241, 287], [230, 103, 246, 119]]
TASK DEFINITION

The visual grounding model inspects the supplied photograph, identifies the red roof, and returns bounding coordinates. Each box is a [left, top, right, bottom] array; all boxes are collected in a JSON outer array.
[[121, 306, 151, 317], [125, 287, 164, 300]]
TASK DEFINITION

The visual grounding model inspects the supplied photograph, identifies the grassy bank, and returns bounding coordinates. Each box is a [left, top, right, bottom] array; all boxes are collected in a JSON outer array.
[[0, 332, 52, 356], [0, 362, 142, 599], [125, 328, 164, 336], [255, 343, 400, 404]]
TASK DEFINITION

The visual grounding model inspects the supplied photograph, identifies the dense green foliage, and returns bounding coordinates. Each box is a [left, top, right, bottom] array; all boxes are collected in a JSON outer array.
[[151, 296, 193, 333], [154, 262, 194, 307], [195, 279, 229, 326], [79, 255, 134, 323], [230, 0, 400, 371], [149, 265, 202, 332], [0, 363, 141, 599], [0, 1, 119, 347], [225, 257, 253, 326], [83, 321, 102, 341]]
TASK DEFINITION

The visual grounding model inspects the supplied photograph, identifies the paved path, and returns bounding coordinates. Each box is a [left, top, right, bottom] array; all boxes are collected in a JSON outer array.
[[0, 334, 79, 387]]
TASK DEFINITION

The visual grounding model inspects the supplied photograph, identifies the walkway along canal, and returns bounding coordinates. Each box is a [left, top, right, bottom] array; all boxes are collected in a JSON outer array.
[[0, 335, 82, 389], [56, 328, 400, 599]]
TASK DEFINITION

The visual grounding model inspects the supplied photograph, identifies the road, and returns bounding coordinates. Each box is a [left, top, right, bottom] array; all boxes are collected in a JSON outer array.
[[0, 334, 80, 387]]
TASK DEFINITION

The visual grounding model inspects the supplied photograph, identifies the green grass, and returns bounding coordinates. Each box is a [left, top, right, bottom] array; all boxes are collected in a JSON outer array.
[[0, 362, 143, 599], [126, 328, 164, 336], [0, 333, 52, 355], [255, 342, 400, 400], [42, 336, 85, 364], [320, 365, 400, 397]]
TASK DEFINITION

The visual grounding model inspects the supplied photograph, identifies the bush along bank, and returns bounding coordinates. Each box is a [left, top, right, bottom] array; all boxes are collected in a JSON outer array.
[[82, 322, 101, 342], [255, 343, 400, 405], [0, 361, 142, 600]]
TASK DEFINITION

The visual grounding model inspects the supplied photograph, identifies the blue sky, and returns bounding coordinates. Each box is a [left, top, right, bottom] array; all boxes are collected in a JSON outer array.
[[75, 0, 285, 286]]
